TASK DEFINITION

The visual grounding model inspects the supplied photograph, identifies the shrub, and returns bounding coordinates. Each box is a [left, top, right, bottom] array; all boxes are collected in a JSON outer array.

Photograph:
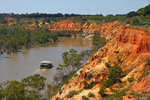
[[127, 77, 134, 82], [92, 31, 107, 50], [88, 92, 95, 97], [98, 85, 106, 97], [130, 91, 136, 95], [117, 56, 121, 62], [82, 80, 87, 85], [107, 66, 123, 85], [111, 89, 126, 100], [86, 73, 92, 80], [74, 74, 78, 77], [87, 68, 90, 70], [114, 51, 119, 53], [82, 96, 89, 100], [104, 79, 112, 87], [146, 58, 150, 66], [84, 81, 95, 89], [122, 70, 127, 77], [105, 62, 111, 69], [66, 90, 77, 98], [56, 97, 61, 100], [80, 70, 83, 73], [145, 71, 150, 75], [142, 90, 150, 94], [59, 90, 62, 94]]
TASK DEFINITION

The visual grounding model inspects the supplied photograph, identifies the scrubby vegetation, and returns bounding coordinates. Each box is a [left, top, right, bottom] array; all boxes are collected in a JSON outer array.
[[82, 95, 89, 100], [104, 66, 124, 87], [127, 77, 134, 82], [98, 66, 126, 99], [92, 31, 107, 51], [84, 81, 95, 89], [88, 92, 95, 97], [86, 73, 93, 80], [66, 90, 78, 98], [0, 74, 46, 100], [114, 51, 119, 53], [146, 58, 150, 66], [98, 84, 106, 97]]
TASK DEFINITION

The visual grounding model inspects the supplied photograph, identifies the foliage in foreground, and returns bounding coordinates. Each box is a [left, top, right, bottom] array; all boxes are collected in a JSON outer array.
[[0, 74, 46, 100]]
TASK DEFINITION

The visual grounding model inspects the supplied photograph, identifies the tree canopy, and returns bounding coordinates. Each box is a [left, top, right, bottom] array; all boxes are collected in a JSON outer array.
[[0, 74, 46, 100]]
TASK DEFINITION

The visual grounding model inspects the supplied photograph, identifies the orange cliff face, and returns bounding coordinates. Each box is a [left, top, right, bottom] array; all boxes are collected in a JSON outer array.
[[47, 20, 102, 34], [116, 28, 150, 54], [51, 21, 150, 100]]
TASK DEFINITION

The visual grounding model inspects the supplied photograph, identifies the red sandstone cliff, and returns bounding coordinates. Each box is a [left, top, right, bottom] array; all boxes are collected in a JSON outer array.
[[51, 21, 150, 100], [47, 20, 102, 34]]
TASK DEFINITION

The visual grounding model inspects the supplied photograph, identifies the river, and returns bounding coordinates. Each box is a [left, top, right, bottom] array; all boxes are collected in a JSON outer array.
[[0, 37, 92, 84]]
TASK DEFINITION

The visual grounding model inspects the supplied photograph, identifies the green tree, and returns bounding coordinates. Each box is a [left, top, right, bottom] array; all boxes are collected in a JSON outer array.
[[104, 66, 123, 87], [2, 80, 26, 100], [0, 74, 46, 100], [57, 49, 83, 72], [110, 89, 126, 100], [1, 80, 39, 100], [21, 74, 46, 91], [108, 66, 123, 84], [137, 4, 150, 16], [126, 11, 139, 17], [92, 31, 106, 50], [98, 84, 106, 97]]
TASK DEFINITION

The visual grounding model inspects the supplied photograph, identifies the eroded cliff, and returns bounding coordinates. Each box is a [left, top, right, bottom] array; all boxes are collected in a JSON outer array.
[[51, 21, 150, 100]]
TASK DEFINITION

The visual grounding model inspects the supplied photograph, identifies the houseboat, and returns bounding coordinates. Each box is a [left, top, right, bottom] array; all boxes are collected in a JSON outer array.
[[39, 61, 53, 69]]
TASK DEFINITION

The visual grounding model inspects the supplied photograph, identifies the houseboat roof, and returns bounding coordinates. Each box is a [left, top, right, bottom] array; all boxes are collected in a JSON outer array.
[[41, 61, 52, 64]]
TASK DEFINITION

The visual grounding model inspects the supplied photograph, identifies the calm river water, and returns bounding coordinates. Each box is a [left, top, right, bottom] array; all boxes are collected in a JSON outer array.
[[0, 37, 92, 83]]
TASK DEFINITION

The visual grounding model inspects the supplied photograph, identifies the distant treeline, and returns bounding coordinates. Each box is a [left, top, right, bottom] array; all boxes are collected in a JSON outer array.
[[0, 26, 67, 53], [0, 13, 105, 19]]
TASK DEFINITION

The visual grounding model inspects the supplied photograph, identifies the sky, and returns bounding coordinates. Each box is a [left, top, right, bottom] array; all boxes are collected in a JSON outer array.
[[0, 0, 149, 15]]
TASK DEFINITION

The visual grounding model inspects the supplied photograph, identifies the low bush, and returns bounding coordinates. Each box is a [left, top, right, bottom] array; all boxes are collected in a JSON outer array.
[[98, 85, 106, 97], [105, 62, 111, 70], [114, 51, 119, 53], [74, 74, 78, 77], [56, 97, 60, 100], [82, 80, 87, 85], [82, 96, 89, 100], [80, 70, 83, 73], [117, 56, 121, 62], [130, 91, 136, 95], [127, 77, 134, 82], [59, 90, 62, 94], [146, 58, 150, 66], [88, 92, 95, 97], [145, 71, 150, 75], [84, 81, 95, 89], [66, 90, 77, 98], [86, 73, 92, 80]]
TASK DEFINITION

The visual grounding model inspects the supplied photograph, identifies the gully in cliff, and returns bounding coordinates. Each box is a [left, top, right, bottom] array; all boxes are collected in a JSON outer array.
[[39, 61, 53, 69]]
